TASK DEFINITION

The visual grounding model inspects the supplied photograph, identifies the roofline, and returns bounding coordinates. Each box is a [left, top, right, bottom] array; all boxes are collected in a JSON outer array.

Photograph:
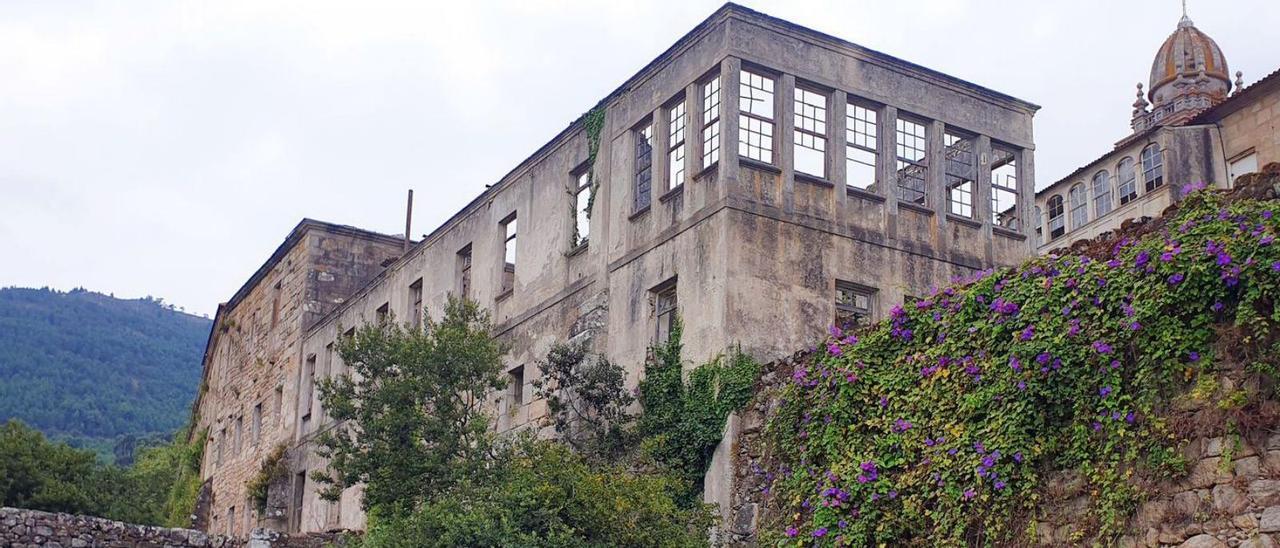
[[1190, 66, 1280, 124], [1036, 126, 1163, 199]]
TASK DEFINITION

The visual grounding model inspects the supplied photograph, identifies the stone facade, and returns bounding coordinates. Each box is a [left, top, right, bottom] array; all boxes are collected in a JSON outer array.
[[190, 220, 405, 537]]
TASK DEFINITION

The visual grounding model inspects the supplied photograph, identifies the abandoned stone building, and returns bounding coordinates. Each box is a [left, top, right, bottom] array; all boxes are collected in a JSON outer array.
[[1034, 7, 1280, 253], [191, 3, 1040, 538]]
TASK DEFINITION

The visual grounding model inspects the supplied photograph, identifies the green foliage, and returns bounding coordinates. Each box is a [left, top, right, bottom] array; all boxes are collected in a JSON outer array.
[[763, 189, 1280, 545], [0, 419, 202, 527], [582, 106, 606, 221], [531, 341, 636, 462], [247, 443, 289, 513], [314, 296, 508, 518], [638, 321, 761, 504], [360, 437, 714, 548], [0, 287, 209, 459]]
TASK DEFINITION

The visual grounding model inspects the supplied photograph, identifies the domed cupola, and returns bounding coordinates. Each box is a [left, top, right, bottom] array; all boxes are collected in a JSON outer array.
[[1131, 5, 1233, 131]]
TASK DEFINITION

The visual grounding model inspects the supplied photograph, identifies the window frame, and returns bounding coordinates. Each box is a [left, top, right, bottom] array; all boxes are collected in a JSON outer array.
[[793, 85, 828, 178], [701, 74, 722, 168], [1047, 195, 1065, 240], [943, 129, 976, 218], [633, 121, 654, 212], [1117, 156, 1138, 204], [835, 281, 876, 330], [894, 115, 929, 206], [666, 98, 687, 191], [1141, 144, 1163, 192], [457, 244, 472, 300], [572, 167, 591, 247], [408, 278, 423, 329], [1092, 170, 1113, 218], [500, 215, 517, 296], [652, 280, 678, 344], [845, 100, 879, 191], [738, 68, 776, 164], [1068, 183, 1089, 230], [990, 145, 1020, 229]]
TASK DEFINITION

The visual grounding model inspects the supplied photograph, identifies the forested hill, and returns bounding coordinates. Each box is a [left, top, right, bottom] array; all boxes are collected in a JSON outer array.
[[0, 287, 210, 460]]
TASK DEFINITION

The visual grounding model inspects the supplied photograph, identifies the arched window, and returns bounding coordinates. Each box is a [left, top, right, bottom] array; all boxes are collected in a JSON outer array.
[[1141, 144, 1163, 191], [1047, 195, 1065, 240], [1092, 170, 1112, 218], [1069, 183, 1088, 229], [1117, 157, 1137, 204]]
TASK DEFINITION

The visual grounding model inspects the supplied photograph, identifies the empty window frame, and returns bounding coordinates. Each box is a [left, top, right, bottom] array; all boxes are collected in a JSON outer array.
[[634, 122, 654, 211], [500, 215, 517, 294], [1047, 195, 1065, 240], [234, 416, 244, 455], [895, 117, 928, 205], [457, 245, 472, 300], [1117, 157, 1138, 204], [251, 403, 262, 446], [216, 428, 226, 465], [375, 302, 389, 325], [1092, 170, 1113, 218], [271, 281, 281, 328], [944, 131, 975, 218], [301, 354, 315, 422], [228, 506, 236, 537], [409, 278, 423, 329], [991, 146, 1020, 229], [273, 386, 283, 425], [846, 102, 878, 191], [738, 69, 775, 163], [1141, 144, 1163, 191], [508, 366, 525, 408], [793, 87, 827, 177], [835, 281, 876, 330], [702, 75, 722, 167], [573, 170, 591, 247], [291, 471, 306, 533], [1068, 183, 1088, 229], [653, 281, 678, 343], [667, 99, 687, 190]]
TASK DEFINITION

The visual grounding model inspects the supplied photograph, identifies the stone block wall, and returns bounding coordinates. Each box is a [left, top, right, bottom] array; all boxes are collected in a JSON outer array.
[[0, 507, 356, 548]]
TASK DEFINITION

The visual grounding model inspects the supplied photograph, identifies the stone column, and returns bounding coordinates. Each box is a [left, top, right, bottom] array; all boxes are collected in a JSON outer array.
[[653, 105, 671, 199], [929, 120, 947, 218], [721, 57, 742, 188], [778, 73, 796, 212], [685, 82, 701, 188], [1018, 147, 1037, 256], [880, 105, 899, 241], [830, 90, 849, 219], [976, 134, 994, 265]]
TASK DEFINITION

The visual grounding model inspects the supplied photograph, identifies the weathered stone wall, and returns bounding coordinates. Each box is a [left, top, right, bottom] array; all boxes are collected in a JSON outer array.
[[0, 507, 356, 548], [1219, 82, 1280, 178]]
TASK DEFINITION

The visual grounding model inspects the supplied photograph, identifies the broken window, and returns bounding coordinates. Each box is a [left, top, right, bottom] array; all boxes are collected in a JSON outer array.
[[1117, 156, 1138, 204], [217, 428, 225, 465], [653, 281, 677, 343], [944, 131, 975, 218], [1047, 195, 1065, 240], [835, 281, 875, 330], [409, 278, 423, 329], [291, 471, 306, 533], [273, 385, 283, 426], [634, 122, 654, 211], [793, 87, 827, 177], [738, 69, 774, 164], [895, 117, 928, 206], [508, 365, 525, 408], [1092, 170, 1113, 218], [1069, 183, 1088, 230], [702, 75, 721, 167], [458, 245, 472, 300], [991, 146, 1019, 229], [375, 302, 389, 325], [234, 416, 243, 455], [1141, 144, 1163, 191], [228, 506, 236, 537], [271, 281, 281, 328], [846, 102, 878, 191], [501, 216, 517, 295], [574, 170, 591, 246], [667, 99, 687, 190]]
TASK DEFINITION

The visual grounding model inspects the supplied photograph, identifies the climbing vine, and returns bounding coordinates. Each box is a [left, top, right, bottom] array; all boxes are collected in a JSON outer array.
[[246, 443, 289, 513], [761, 185, 1280, 545], [567, 105, 606, 248]]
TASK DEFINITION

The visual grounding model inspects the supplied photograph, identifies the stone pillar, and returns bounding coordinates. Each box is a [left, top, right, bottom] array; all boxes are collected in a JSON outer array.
[[721, 58, 742, 186], [880, 105, 899, 241], [976, 135, 995, 265], [778, 73, 796, 212], [653, 105, 671, 198], [830, 90, 849, 218], [928, 120, 947, 218], [1018, 147, 1037, 256], [685, 82, 701, 188]]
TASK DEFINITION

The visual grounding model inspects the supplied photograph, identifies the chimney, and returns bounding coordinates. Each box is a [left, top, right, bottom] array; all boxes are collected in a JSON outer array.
[[404, 189, 414, 252]]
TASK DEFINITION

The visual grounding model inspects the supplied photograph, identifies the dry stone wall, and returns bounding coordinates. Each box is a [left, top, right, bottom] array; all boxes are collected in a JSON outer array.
[[0, 507, 355, 548]]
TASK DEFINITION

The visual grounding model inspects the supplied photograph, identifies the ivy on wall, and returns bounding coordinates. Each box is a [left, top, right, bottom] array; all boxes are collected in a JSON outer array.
[[761, 185, 1280, 545]]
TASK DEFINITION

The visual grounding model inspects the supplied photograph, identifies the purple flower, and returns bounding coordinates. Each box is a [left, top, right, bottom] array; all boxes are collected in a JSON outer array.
[[1092, 340, 1113, 354], [813, 528, 828, 538], [1017, 380, 1027, 391], [1013, 452, 1024, 463], [828, 324, 843, 338], [1009, 356, 1022, 372], [1019, 325, 1035, 341], [1135, 251, 1151, 269], [1189, 351, 1201, 362], [963, 488, 976, 500], [1272, 262, 1280, 272], [1212, 301, 1225, 312], [1129, 321, 1142, 331], [785, 526, 798, 538], [994, 480, 1007, 490], [1168, 272, 1185, 285], [894, 419, 913, 432], [1125, 412, 1136, 424], [828, 343, 843, 357], [1099, 386, 1112, 397], [838, 520, 848, 529]]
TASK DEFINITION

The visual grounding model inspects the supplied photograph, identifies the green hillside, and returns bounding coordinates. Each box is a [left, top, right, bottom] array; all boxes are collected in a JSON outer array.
[[0, 287, 210, 461]]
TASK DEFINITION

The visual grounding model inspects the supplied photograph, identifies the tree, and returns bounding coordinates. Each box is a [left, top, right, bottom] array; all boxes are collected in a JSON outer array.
[[531, 340, 635, 462], [0, 419, 99, 514], [313, 296, 507, 518]]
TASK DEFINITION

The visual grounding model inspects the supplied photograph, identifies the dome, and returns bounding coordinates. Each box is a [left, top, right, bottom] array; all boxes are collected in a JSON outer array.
[[1147, 14, 1231, 105]]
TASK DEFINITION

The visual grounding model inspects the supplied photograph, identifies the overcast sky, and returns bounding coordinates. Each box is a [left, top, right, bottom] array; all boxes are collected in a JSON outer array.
[[0, 0, 1274, 317]]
